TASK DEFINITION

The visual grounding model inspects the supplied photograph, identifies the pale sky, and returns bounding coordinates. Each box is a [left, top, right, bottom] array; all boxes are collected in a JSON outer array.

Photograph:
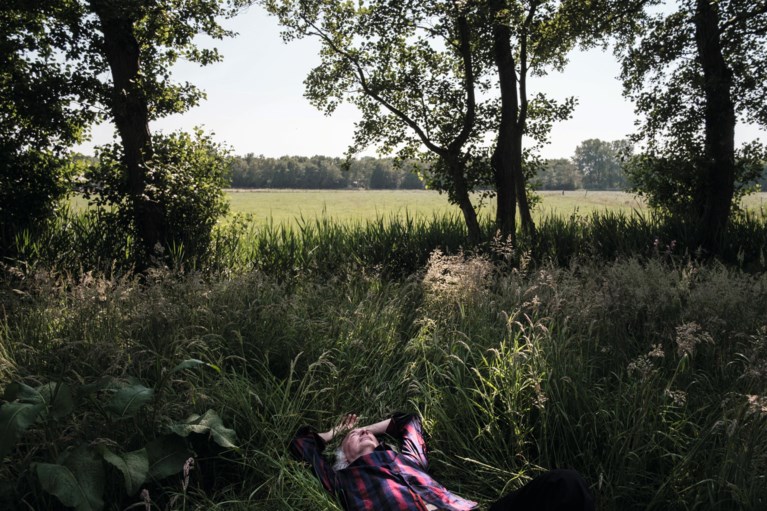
[[77, 5, 765, 160]]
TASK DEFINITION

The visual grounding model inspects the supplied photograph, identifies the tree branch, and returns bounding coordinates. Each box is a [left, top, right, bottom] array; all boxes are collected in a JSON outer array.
[[300, 13, 446, 157], [449, 12, 476, 153], [518, 1, 540, 131], [721, 3, 767, 31]]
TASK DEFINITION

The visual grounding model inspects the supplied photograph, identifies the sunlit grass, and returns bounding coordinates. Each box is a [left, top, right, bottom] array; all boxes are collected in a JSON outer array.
[[69, 190, 767, 227]]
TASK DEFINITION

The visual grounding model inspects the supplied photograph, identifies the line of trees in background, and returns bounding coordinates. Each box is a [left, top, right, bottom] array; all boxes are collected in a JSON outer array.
[[229, 155, 426, 189], [228, 142, 767, 192]]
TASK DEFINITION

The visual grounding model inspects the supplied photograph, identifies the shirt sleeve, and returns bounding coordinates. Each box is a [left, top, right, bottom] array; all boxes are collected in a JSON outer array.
[[386, 412, 430, 470], [289, 425, 338, 494]]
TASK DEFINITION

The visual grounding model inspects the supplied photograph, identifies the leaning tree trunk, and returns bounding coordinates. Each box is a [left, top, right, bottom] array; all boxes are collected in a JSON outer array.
[[91, 0, 165, 269], [694, 0, 736, 251], [445, 152, 482, 244], [512, 130, 536, 237]]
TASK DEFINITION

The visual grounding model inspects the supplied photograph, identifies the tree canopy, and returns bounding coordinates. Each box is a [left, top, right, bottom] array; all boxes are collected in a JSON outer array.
[[263, 0, 492, 241], [615, 0, 767, 245], [0, 1, 98, 250], [2, 0, 244, 266]]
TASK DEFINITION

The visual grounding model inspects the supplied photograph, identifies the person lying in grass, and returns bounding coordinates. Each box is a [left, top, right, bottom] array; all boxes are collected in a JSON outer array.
[[290, 412, 594, 511]]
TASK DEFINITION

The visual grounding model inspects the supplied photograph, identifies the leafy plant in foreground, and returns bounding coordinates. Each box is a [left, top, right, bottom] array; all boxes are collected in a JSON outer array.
[[0, 360, 236, 511]]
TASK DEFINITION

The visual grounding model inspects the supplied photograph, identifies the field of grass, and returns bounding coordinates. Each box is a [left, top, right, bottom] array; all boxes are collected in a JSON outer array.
[[225, 190, 652, 225], [72, 190, 767, 226]]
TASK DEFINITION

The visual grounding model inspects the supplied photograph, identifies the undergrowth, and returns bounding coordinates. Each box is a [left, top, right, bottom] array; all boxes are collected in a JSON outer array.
[[1, 249, 766, 510], [5, 208, 767, 277]]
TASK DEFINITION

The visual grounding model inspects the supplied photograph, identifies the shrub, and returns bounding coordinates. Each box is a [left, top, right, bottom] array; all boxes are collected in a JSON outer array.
[[84, 128, 231, 267]]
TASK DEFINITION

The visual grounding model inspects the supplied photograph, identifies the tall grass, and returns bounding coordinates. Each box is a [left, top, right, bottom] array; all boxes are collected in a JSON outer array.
[[7, 208, 767, 277], [2, 249, 765, 510]]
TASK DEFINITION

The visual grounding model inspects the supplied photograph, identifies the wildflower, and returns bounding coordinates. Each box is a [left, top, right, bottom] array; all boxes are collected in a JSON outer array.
[[182, 457, 195, 491], [648, 344, 665, 358], [664, 388, 687, 407], [423, 249, 494, 304], [627, 354, 654, 380], [140, 489, 151, 511], [746, 395, 767, 417], [674, 322, 714, 358]]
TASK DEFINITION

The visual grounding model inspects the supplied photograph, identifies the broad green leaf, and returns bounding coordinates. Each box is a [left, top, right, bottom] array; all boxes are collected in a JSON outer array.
[[145, 435, 193, 481], [3, 382, 43, 403], [0, 402, 45, 458], [170, 409, 238, 450], [36, 447, 104, 511], [63, 446, 105, 511], [101, 447, 148, 496], [36, 463, 83, 508], [171, 358, 222, 374], [104, 384, 154, 419], [37, 382, 75, 418]]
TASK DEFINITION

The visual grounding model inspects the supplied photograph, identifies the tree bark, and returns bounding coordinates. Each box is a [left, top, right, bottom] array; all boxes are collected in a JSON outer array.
[[489, 0, 536, 239], [90, 0, 165, 268], [513, 130, 536, 237], [693, 0, 736, 250], [445, 152, 482, 244], [489, 0, 518, 238]]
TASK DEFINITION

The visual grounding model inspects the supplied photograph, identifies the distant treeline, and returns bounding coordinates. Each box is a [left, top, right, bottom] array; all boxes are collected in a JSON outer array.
[[229, 139, 767, 191], [80, 142, 766, 193], [228, 140, 638, 191], [229, 154, 426, 189]]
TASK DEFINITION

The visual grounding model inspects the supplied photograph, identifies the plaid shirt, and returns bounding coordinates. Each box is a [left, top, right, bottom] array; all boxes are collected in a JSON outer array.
[[290, 412, 478, 511]]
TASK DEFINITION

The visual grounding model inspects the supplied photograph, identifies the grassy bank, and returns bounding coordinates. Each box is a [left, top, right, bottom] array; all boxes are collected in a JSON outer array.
[[2, 242, 767, 509]]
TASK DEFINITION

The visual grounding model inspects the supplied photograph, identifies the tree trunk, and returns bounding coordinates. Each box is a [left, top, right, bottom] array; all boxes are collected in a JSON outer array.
[[512, 131, 536, 237], [445, 153, 482, 244], [90, 0, 165, 268], [694, 0, 736, 250], [489, 0, 518, 238], [489, 0, 536, 239], [492, 145, 517, 240]]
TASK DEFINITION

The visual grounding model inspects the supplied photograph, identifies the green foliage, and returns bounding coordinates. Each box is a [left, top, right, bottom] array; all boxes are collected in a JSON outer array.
[[7, 204, 767, 278], [625, 141, 766, 217], [0, 2, 97, 253], [0, 370, 236, 510], [101, 447, 149, 496], [263, 0, 497, 239], [534, 158, 581, 190], [229, 154, 426, 189], [617, 0, 767, 147], [3, 224, 767, 509], [573, 138, 631, 190], [170, 410, 239, 450], [2, 0, 243, 268], [35, 447, 106, 511], [85, 129, 231, 264], [614, 0, 767, 228]]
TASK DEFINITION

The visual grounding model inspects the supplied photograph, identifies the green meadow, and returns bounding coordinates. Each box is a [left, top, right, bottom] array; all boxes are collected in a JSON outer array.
[[224, 190, 649, 224], [71, 190, 767, 226]]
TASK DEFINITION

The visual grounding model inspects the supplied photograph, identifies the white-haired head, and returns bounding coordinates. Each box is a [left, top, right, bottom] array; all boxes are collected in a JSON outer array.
[[333, 447, 350, 471]]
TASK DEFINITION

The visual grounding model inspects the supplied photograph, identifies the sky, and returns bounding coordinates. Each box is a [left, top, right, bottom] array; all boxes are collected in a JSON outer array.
[[76, 5, 765, 160]]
